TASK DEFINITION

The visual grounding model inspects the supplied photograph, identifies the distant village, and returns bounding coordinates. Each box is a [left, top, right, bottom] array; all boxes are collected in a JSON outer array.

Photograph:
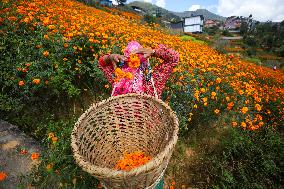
[[91, 0, 251, 33]]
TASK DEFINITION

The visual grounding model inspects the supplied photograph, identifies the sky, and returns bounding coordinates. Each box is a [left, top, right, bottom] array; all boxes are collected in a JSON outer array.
[[113, 0, 284, 22]]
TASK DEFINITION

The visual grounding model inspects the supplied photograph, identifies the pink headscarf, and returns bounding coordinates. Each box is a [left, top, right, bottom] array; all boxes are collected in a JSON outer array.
[[124, 41, 147, 63], [123, 41, 143, 57]]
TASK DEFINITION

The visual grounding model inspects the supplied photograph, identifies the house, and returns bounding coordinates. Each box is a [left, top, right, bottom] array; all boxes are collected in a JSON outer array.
[[99, 0, 112, 7], [224, 16, 242, 30], [183, 15, 204, 33], [130, 6, 146, 15], [204, 19, 220, 28]]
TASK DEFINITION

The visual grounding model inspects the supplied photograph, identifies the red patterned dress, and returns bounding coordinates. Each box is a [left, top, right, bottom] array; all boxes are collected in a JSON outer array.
[[98, 41, 179, 99]]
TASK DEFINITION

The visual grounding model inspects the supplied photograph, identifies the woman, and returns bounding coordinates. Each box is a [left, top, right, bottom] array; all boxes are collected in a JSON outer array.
[[98, 42, 179, 188], [98, 41, 179, 99]]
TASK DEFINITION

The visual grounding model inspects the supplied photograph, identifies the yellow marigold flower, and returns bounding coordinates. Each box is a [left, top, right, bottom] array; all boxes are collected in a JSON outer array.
[[226, 96, 230, 102], [241, 107, 249, 114], [32, 79, 41, 85], [216, 77, 221, 84], [202, 97, 207, 102], [255, 104, 262, 111], [193, 104, 198, 109], [214, 109, 220, 114], [105, 84, 109, 89]]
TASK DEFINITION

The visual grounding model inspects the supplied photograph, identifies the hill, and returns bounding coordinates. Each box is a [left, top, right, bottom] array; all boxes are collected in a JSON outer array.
[[127, 1, 180, 22], [172, 9, 226, 21], [127, 1, 225, 21]]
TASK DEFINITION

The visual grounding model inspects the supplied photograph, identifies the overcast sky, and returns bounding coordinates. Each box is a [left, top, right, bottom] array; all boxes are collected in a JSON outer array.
[[116, 0, 284, 22]]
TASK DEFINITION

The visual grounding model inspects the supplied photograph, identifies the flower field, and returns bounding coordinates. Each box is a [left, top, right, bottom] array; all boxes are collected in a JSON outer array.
[[0, 0, 283, 188]]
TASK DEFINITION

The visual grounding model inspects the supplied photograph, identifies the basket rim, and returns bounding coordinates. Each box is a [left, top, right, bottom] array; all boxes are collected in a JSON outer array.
[[71, 93, 179, 179]]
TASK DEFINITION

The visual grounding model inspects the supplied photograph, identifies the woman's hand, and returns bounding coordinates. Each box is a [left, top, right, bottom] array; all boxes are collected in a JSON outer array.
[[105, 54, 126, 69], [132, 48, 154, 59]]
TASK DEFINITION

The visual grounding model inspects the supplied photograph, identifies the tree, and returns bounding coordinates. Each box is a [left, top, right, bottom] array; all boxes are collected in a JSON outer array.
[[115, 0, 127, 5]]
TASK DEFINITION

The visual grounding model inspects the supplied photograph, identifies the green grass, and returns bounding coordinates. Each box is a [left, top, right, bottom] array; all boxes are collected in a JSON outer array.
[[180, 35, 206, 44]]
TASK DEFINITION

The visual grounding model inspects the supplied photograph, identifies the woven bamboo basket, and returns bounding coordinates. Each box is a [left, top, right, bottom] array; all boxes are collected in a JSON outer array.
[[71, 93, 179, 189]]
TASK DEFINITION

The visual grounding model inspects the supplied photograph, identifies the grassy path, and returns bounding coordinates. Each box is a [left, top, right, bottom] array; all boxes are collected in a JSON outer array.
[[0, 120, 42, 189]]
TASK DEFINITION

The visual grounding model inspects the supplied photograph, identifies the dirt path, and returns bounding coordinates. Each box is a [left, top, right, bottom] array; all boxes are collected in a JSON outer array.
[[0, 120, 42, 189]]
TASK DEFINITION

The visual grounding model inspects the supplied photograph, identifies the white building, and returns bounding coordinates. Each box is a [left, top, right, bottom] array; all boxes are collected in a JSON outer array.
[[183, 15, 204, 33]]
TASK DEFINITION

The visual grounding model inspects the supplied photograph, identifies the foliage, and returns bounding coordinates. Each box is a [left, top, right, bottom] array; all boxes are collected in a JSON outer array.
[[20, 118, 100, 189], [241, 15, 284, 56], [222, 30, 233, 37], [0, 0, 283, 188], [204, 25, 220, 35], [207, 126, 284, 188]]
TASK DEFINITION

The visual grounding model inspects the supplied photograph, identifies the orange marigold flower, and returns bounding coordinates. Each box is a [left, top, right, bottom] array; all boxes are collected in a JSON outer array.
[[255, 104, 262, 111], [241, 122, 247, 128], [241, 107, 248, 114], [63, 58, 68, 61], [52, 136, 58, 144], [258, 122, 264, 127], [128, 54, 140, 68], [18, 80, 25, 86], [44, 34, 49, 39], [200, 88, 206, 93], [227, 102, 234, 110], [43, 51, 49, 57], [48, 132, 55, 138], [105, 84, 109, 89], [31, 152, 40, 160], [46, 163, 53, 171], [232, 122, 238, 127], [115, 151, 151, 171], [32, 79, 41, 85], [0, 172, 7, 181]]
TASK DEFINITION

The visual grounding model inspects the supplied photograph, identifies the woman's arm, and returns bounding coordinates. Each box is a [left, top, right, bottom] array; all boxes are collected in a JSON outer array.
[[151, 44, 180, 97], [98, 54, 126, 84]]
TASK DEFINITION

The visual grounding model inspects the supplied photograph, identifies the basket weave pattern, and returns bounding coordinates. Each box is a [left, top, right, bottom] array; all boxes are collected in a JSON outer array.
[[71, 94, 179, 189]]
